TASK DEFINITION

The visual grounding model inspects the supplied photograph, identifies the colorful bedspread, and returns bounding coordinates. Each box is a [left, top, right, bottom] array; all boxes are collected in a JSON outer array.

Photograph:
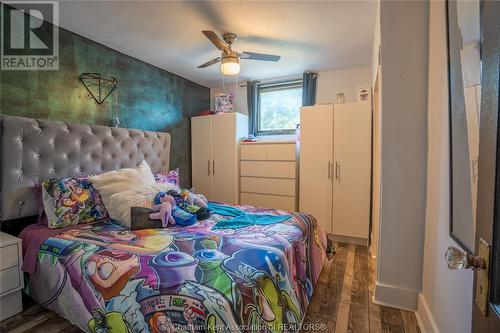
[[23, 205, 327, 333]]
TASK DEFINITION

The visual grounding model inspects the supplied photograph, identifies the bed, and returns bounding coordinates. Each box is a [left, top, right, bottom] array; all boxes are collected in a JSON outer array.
[[0, 115, 328, 333]]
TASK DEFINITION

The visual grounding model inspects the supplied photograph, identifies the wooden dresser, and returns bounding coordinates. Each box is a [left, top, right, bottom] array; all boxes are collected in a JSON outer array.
[[240, 141, 298, 211], [0, 232, 23, 320]]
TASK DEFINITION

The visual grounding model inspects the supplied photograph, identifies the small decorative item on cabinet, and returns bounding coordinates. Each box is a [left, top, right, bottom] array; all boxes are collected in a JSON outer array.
[[357, 86, 372, 102], [214, 93, 234, 113], [336, 92, 345, 104]]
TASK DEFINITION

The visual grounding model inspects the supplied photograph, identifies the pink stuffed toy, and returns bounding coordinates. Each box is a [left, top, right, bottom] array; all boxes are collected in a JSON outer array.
[[149, 195, 176, 227]]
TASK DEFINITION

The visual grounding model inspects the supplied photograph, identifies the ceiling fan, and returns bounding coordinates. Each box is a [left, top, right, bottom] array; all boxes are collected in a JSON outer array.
[[198, 31, 281, 76]]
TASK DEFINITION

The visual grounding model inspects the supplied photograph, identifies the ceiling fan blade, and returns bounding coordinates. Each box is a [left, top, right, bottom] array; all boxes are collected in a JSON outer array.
[[240, 52, 281, 62], [202, 31, 229, 51], [198, 57, 221, 68]]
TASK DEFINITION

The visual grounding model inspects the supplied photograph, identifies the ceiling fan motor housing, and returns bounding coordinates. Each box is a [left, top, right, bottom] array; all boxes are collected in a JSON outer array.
[[222, 50, 239, 62], [222, 33, 237, 45]]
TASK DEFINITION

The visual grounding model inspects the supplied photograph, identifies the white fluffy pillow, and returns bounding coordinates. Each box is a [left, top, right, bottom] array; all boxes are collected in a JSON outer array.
[[107, 183, 179, 228], [89, 160, 156, 216]]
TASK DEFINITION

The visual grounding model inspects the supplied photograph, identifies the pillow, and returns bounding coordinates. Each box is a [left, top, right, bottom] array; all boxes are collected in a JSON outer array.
[[88, 160, 156, 222], [106, 183, 179, 228], [154, 168, 179, 186], [41, 176, 108, 229]]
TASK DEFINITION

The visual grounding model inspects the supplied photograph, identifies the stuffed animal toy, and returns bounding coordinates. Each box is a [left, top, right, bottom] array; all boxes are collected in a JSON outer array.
[[149, 194, 175, 227], [192, 193, 208, 208], [180, 188, 208, 208], [171, 206, 197, 226]]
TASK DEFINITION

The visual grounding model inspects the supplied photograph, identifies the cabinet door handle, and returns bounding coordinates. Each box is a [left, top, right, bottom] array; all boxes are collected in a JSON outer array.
[[208, 160, 211, 175], [335, 162, 339, 181], [337, 162, 341, 182], [328, 161, 332, 179], [213, 160, 215, 175]]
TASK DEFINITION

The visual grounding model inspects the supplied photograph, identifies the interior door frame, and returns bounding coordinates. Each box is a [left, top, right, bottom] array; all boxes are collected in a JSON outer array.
[[472, 0, 500, 331], [370, 65, 382, 259]]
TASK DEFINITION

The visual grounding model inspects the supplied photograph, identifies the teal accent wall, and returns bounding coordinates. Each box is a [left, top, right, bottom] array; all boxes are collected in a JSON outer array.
[[0, 25, 210, 187]]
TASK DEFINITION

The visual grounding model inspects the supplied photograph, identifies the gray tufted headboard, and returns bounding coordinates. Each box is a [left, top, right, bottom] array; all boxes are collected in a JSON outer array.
[[0, 115, 171, 221]]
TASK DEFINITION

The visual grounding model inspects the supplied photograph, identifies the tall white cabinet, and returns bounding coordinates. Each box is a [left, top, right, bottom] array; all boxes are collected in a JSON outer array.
[[299, 102, 371, 243], [191, 113, 248, 204]]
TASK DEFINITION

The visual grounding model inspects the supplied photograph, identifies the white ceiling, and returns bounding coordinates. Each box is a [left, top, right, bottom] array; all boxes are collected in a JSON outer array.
[[54, 0, 377, 87]]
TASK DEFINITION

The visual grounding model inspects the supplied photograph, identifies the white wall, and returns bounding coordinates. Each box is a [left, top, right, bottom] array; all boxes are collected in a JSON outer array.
[[209, 66, 371, 115], [417, 2, 473, 332], [374, 0, 429, 310], [316, 67, 371, 104]]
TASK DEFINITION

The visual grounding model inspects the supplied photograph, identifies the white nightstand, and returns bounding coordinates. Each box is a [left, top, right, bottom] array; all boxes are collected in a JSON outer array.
[[0, 232, 23, 320]]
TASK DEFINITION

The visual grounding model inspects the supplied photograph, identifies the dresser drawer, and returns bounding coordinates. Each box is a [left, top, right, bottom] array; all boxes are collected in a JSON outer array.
[[0, 266, 20, 294], [0, 290, 22, 321], [241, 161, 296, 178], [0, 244, 19, 270], [241, 193, 296, 211], [241, 177, 296, 196], [241, 143, 296, 161], [266, 144, 296, 161], [241, 145, 267, 160]]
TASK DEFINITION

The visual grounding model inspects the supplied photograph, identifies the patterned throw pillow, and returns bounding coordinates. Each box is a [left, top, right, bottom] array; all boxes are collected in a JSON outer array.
[[154, 168, 180, 186], [41, 176, 108, 228]]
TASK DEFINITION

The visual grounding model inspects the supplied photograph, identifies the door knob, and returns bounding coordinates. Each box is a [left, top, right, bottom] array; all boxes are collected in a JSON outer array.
[[446, 240, 490, 315], [445, 246, 485, 270]]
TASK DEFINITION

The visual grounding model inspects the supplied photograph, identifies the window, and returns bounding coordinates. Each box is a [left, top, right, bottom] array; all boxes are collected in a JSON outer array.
[[257, 80, 302, 135]]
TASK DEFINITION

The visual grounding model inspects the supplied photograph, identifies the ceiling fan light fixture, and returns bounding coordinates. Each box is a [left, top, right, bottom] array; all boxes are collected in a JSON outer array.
[[221, 55, 240, 76], [199, 31, 280, 74]]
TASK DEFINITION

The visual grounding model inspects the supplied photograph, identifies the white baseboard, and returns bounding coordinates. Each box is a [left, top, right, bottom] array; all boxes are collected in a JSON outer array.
[[330, 234, 368, 246], [373, 281, 419, 310], [416, 293, 440, 333], [414, 311, 426, 333]]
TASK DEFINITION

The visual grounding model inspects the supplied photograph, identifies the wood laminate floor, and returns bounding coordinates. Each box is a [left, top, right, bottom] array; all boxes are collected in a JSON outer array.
[[0, 243, 420, 333], [301, 243, 420, 333]]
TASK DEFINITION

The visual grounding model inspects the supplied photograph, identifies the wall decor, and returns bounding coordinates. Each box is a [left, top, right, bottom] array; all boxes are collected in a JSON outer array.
[[214, 93, 235, 113], [357, 86, 371, 102], [336, 92, 345, 104], [79, 73, 118, 104]]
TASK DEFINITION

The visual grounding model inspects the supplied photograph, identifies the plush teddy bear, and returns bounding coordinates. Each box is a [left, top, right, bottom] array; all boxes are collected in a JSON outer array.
[[149, 194, 175, 227]]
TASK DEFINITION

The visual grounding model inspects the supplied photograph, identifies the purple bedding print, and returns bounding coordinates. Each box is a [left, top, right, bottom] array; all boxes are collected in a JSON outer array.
[[22, 204, 327, 333]]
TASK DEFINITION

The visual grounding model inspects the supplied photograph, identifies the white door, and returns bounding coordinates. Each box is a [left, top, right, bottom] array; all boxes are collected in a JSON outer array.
[[212, 113, 237, 204], [299, 105, 334, 233], [333, 102, 371, 239], [191, 115, 213, 200]]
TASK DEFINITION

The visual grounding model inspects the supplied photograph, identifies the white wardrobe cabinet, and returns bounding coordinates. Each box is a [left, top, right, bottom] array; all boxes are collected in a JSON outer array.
[[299, 105, 334, 231], [299, 103, 371, 244], [191, 113, 248, 204]]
